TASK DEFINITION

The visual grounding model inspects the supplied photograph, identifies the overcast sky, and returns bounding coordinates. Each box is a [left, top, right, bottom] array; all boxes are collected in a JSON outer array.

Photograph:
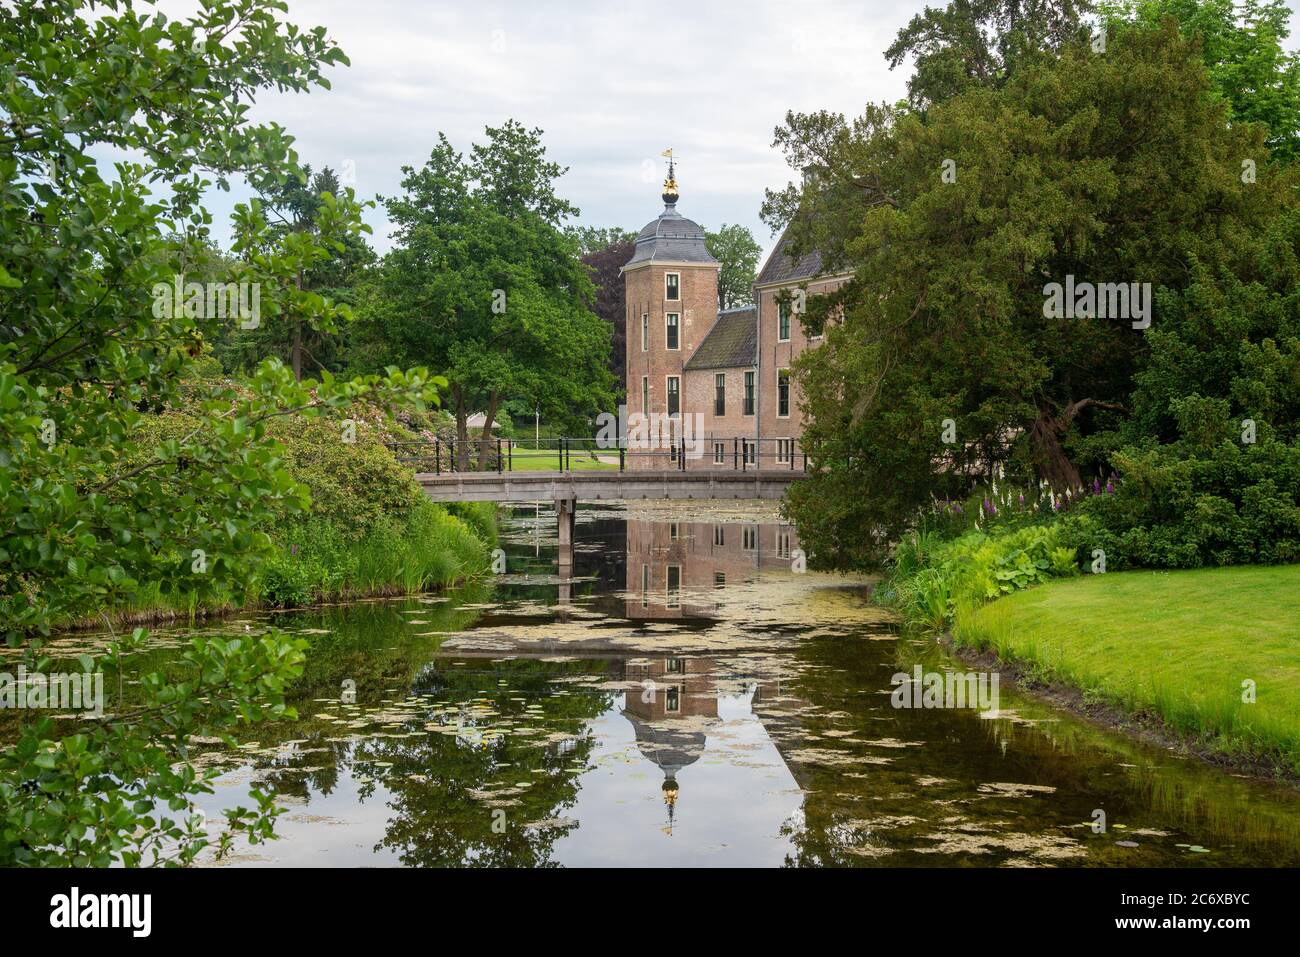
[[156, 0, 934, 262], [156, 0, 1299, 264]]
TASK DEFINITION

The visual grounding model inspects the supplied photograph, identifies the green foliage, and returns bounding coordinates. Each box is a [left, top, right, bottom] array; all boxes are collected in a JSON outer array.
[[705, 223, 762, 309], [1100, 0, 1300, 163], [884, 522, 1083, 631], [0, 0, 440, 866], [356, 121, 616, 462], [772, 18, 1297, 570], [0, 626, 309, 866]]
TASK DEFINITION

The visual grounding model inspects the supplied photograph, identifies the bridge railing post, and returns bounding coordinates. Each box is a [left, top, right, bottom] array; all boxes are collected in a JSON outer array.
[[496, 438, 503, 474], [434, 437, 441, 476], [619, 443, 625, 472]]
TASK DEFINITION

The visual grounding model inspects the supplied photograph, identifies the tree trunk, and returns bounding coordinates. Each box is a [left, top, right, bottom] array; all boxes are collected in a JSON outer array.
[[475, 390, 501, 470], [1029, 398, 1126, 492], [1029, 412, 1082, 492], [452, 384, 471, 471]]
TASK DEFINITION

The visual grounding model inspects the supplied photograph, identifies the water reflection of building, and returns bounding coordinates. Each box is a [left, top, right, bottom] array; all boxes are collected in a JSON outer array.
[[624, 519, 799, 620], [618, 657, 718, 832]]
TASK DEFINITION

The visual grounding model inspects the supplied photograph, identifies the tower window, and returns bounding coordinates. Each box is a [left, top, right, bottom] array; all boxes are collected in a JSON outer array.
[[666, 313, 679, 350], [665, 273, 680, 301], [641, 376, 649, 414], [778, 369, 790, 417], [778, 300, 790, 341], [714, 373, 726, 416], [641, 313, 649, 351], [743, 371, 755, 415], [666, 376, 680, 416]]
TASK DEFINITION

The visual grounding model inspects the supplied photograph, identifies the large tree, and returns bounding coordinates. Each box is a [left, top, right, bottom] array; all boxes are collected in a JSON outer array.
[[886, 0, 1092, 108], [771, 21, 1295, 569], [705, 224, 762, 309], [580, 236, 636, 390], [361, 123, 615, 468], [1100, 0, 1300, 163]]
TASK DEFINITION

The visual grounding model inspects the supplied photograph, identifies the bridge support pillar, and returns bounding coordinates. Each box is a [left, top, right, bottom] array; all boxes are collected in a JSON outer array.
[[556, 497, 577, 572]]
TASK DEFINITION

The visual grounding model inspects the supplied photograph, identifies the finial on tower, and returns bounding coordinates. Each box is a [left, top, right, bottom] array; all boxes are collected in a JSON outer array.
[[661, 148, 678, 206]]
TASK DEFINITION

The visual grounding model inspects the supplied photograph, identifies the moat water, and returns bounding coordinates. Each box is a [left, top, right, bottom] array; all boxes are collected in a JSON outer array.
[[29, 502, 1300, 866]]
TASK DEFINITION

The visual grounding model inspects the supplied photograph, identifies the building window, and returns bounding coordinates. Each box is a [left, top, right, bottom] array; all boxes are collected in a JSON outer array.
[[713, 525, 724, 546], [778, 369, 790, 417], [665, 685, 681, 712], [743, 371, 755, 415], [714, 571, 726, 588], [742, 526, 757, 551], [777, 531, 791, 558], [666, 312, 679, 350], [666, 376, 680, 416], [745, 441, 756, 465], [777, 438, 793, 463], [713, 441, 725, 465], [641, 563, 649, 607], [778, 300, 790, 341], [714, 373, 726, 416], [670, 522, 679, 541], [641, 313, 649, 351], [665, 273, 680, 301], [666, 565, 681, 608], [665, 658, 685, 674], [641, 376, 649, 414]]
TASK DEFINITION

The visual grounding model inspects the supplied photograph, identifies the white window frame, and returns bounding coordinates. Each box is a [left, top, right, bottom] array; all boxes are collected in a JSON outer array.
[[743, 370, 755, 416], [713, 442, 725, 465], [777, 368, 791, 418], [641, 312, 649, 351], [665, 272, 680, 302], [665, 312, 680, 350], [777, 299, 791, 342], [776, 438, 793, 463], [641, 376, 649, 415]]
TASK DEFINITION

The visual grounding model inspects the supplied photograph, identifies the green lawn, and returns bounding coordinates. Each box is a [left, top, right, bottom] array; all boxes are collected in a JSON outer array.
[[502, 448, 620, 472], [954, 565, 1300, 773]]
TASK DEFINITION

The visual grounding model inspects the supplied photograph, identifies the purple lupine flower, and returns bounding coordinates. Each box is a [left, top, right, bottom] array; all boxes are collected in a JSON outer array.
[[1106, 480, 1115, 494], [1018, 492, 1025, 506], [1093, 477, 1102, 495]]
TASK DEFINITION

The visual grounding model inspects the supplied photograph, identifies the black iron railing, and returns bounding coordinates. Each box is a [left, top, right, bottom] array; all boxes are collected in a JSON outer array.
[[385, 437, 808, 474]]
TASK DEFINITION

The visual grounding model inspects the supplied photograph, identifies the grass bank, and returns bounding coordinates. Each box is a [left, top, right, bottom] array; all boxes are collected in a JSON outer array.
[[76, 376, 498, 630], [953, 565, 1300, 775]]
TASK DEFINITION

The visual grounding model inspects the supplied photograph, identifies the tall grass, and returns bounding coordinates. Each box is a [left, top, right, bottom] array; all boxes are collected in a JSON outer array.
[[255, 499, 491, 607]]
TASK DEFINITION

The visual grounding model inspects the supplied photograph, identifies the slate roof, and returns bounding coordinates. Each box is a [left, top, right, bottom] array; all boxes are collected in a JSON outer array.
[[755, 224, 825, 286], [624, 201, 719, 267], [683, 306, 757, 371]]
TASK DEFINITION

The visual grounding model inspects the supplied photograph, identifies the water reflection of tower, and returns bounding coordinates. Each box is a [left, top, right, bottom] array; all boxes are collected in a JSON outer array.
[[624, 518, 800, 620], [619, 657, 719, 834]]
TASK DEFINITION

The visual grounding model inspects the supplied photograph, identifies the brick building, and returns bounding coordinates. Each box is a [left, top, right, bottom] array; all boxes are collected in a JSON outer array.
[[622, 162, 848, 469]]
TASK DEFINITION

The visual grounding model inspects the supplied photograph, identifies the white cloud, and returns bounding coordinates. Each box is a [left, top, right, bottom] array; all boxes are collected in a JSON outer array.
[[149, 0, 930, 261]]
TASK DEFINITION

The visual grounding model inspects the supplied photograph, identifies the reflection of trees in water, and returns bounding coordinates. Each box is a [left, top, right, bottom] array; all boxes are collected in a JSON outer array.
[[368, 660, 615, 867]]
